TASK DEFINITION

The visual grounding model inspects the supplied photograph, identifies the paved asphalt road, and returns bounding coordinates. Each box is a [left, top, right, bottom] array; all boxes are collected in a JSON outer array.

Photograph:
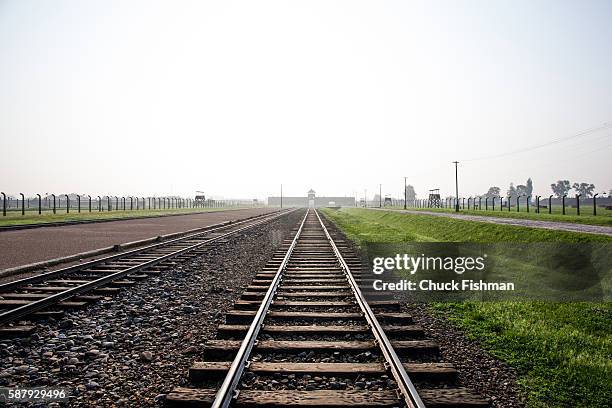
[[373, 209, 612, 236], [0, 208, 277, 270]]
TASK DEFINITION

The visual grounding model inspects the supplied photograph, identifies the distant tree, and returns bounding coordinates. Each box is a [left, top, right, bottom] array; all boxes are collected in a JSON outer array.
[[485, 186, 500, 197], [526, 178, 533, 197], [516, 185, 527, 196], [551, 180, 571, 198], [405, 185, 416, 201], [507, 183, 517, 198], [572, 182, 596, 198]]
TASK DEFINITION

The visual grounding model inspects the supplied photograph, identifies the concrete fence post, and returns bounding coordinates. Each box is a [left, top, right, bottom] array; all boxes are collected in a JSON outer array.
[[562, 194, 567, 215], [549, 195, 553, 214]]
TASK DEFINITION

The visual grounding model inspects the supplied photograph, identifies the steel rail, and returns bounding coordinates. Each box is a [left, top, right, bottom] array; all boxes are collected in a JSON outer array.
[[314, 209, 426, 408], [0, 209, 295, 325], [210, 209, 309, 408], [0, 210, 284, 293]]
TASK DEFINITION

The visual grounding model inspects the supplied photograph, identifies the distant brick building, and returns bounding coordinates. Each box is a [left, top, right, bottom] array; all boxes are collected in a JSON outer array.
[[268, 189, 355, 208]]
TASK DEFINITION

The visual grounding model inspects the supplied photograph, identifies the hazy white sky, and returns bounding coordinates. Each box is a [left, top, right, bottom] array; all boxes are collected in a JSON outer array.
[[1, 0, 611, 200]]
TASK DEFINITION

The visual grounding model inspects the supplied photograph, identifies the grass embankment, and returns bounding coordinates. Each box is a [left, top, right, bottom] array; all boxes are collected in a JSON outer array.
[[321, 208, 612, 408], [327, 208, 611, 243], [0, 207, 251, 227], [389, 206, 612, 227]]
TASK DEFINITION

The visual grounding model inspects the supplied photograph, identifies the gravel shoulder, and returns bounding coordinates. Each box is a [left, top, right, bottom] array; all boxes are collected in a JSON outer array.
[[0, 210, 305, 407], [372, 208, 612, 236], [403, 303, 524, 407]]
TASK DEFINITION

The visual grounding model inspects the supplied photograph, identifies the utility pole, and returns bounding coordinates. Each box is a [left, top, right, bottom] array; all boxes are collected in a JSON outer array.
[[364, 189, 367, 208], [453, 161, 459, 212], [280, 184, 283, 208], [404, 177, 407, 209], [379, 184, 382, 208]]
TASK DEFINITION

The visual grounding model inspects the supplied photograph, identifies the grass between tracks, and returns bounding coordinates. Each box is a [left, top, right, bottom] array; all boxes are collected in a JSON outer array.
[[0, 207, 252, 227], [321, 208, 612, 408], [392, 206, 612, 227]]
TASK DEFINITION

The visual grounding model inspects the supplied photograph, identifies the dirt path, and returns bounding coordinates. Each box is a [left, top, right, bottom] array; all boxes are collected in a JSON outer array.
[[0, 208, 277, 270], [370, 208, 612, 236]]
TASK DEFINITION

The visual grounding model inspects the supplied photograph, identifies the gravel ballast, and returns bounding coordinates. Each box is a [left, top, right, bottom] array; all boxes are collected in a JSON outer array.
[[0, 210, 305, 407]]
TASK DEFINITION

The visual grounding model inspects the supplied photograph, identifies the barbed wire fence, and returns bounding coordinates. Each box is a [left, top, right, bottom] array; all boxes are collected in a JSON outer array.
[[0, 192, 262, 217]]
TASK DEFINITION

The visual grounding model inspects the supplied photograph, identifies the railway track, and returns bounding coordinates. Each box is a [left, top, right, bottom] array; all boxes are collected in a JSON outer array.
[[0, 209, 294, 334], [166, 209, 488, 407]]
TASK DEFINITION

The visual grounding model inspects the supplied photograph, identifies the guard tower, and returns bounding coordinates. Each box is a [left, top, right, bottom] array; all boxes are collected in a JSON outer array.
[[428, 189, 441, 208], [194, 192, 206, 208], [307, 189, 315, 208]]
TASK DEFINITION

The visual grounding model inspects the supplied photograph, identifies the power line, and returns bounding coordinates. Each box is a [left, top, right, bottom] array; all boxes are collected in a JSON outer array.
[[549, 141, 612, 164], [461, 122, 612, 162]]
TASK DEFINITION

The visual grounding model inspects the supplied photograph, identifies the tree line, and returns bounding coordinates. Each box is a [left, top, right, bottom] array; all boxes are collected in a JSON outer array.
[[405, 180, 608, 200], [485, 179, 601, 199]]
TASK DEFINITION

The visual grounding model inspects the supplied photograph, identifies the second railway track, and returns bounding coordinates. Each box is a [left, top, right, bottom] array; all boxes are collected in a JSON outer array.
[[166, 209, 488, 408], [0, 209, 295, 333]]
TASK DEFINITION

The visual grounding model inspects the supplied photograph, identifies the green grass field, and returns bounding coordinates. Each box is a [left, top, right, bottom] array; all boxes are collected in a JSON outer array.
[[385, 205, 612, 227], [326, 208, 611, 243], [0, 207, 253, 227], [321, 208, 612, 408]]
